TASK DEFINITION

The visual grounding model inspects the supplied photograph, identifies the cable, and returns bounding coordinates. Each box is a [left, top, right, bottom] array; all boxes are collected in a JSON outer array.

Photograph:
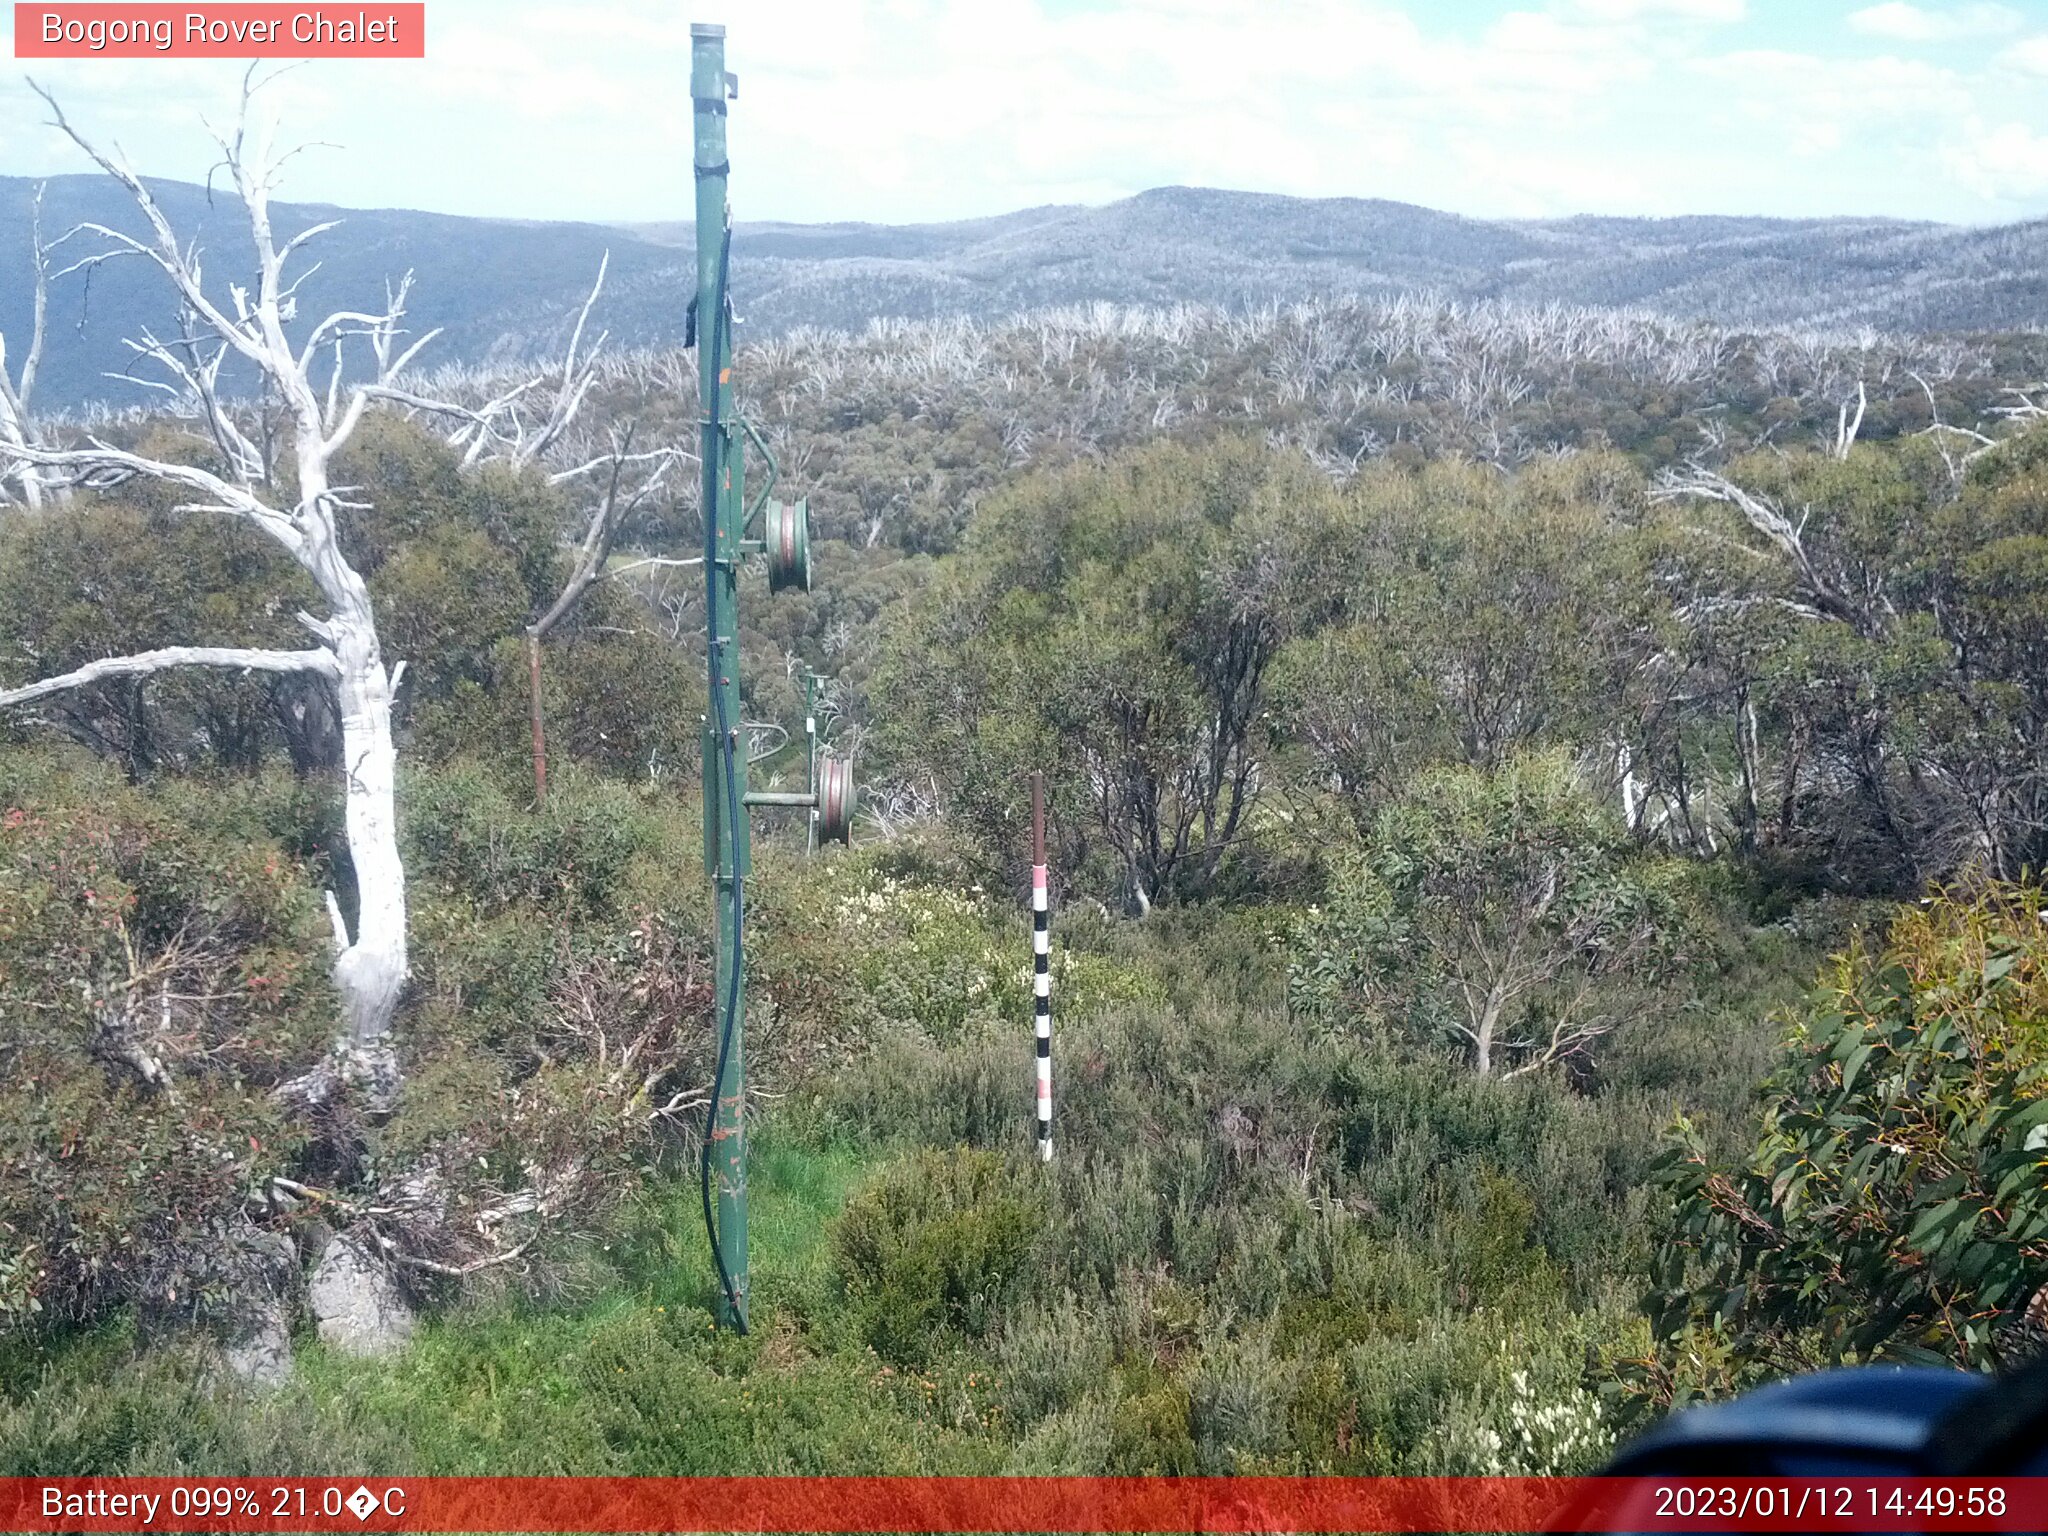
[[699, 217, 747, 1333], [703, 639, 747, 1332]]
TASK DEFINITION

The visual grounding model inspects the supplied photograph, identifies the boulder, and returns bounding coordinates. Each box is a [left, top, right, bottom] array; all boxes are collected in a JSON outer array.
[[216, 1226, 299, 1388], [222, 1298, 295, 1387], [307, 1232, 415, 1357]]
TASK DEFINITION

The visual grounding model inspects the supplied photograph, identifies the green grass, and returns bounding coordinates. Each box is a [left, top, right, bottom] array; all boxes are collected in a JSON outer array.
[[0, 1138, 1010, 1476]]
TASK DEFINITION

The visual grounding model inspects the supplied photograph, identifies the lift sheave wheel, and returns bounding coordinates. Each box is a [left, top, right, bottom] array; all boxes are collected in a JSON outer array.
[[817, 754, 855, 845], [764, 498, 812, 594]]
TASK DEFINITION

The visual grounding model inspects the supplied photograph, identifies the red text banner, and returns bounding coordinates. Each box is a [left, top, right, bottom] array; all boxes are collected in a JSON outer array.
[[14, 5, 425, 57], [1, 1476, 2044, 1532]]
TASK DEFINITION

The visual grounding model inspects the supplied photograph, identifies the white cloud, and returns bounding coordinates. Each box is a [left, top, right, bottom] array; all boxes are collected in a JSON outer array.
[[1947, 119, 2048, 201], [1847, 3, 2021, 42], [2004, 34, 2048, 74], [1573, 0, 1745, 21], [1689, 49, 1970, 183], [1696, 48, 1965, 113], [721, 0, 1673, 220]]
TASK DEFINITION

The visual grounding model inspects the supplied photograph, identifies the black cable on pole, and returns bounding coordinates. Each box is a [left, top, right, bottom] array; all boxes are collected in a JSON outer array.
[[699, 218, 747, 1333]]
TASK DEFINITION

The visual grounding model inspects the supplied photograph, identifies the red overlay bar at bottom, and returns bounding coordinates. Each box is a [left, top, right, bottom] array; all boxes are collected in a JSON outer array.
[[5, 1477, 2047, 1533]]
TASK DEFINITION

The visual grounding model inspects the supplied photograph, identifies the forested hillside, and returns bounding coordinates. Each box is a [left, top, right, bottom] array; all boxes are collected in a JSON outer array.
[[4, 138, 2048, 1477], [7, 172, 2048, 412]]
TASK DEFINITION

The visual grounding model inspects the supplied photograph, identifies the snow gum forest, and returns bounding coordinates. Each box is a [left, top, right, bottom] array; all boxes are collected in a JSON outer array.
[[2, 80, 2048, 1477]]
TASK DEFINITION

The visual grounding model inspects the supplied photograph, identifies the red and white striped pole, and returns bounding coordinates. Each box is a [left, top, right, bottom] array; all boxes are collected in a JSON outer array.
[[1030, 770, 1052, 1163]]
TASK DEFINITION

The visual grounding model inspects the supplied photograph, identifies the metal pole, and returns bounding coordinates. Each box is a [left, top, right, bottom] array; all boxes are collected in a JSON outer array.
[[1030, 771, 1052, 1162], [806, 672, 819, 856], [693, 19, 747, 1331]]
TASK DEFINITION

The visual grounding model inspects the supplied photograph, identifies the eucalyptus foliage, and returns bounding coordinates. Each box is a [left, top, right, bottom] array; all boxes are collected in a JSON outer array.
[[1636, 887, 2048, 1411], [872, 438, 1353, 908]]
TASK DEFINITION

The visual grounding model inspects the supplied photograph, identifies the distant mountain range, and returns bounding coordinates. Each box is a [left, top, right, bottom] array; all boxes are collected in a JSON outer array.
[[4, 176, 2044, 411]]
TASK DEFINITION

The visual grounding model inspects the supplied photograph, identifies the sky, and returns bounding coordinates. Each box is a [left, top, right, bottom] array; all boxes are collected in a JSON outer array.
[[2, 0, 2047, 228]]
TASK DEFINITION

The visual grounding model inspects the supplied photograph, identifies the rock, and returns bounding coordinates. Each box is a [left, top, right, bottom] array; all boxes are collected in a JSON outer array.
[[308, 1233, 415, 1357], [345, 1039, 404, 1118], [222, 1298, 295, 1387], [217, 1227, 299, 1389]]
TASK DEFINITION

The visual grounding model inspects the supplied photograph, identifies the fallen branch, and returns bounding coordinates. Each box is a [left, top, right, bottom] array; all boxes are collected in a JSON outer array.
[[376, 1231, 539, 1278]]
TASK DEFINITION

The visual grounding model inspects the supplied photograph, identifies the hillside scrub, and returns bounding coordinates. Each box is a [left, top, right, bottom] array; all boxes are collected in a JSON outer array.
[[6, 283, 2048, 1471], [1288, 754, 1699, 1079], [874, 426, 2048, 913], [0, 750, 333, 1330], [496, 297, 2040, 559], [4, 858, 1826, 1474], [0, 748, 723, 1350]]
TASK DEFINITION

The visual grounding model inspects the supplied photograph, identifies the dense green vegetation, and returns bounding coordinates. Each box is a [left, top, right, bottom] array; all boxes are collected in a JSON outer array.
[[0, 798, 1820, 1474], [1641, 887, 2048, 1411], [4, 334, 2047, 1473]]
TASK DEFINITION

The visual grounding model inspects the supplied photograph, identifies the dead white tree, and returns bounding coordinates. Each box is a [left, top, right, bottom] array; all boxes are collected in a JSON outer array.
[[1907, 367, 1998, 485], [1653, 462, 1891, 635], [523, 420, 689, 801], [1832, 378, 1866, 460], [0, 181, 61, 510], [1992, 383, 2048, 427], [0, 78, 563, 1108]]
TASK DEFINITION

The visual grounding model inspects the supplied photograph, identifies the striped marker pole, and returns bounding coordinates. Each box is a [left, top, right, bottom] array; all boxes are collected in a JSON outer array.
[[1030, 771, 1053, 1162]]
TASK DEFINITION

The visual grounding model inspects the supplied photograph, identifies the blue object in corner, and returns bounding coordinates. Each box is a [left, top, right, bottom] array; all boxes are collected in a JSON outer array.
[[1603, 1367, 1992, 1475]]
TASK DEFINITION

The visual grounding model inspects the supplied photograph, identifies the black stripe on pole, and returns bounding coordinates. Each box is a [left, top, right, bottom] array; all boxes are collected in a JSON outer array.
[[1031, 770, 1051, 1160]]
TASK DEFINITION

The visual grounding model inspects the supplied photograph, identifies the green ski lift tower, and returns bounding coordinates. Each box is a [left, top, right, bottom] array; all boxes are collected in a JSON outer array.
[[691, 21, 853, 1334]]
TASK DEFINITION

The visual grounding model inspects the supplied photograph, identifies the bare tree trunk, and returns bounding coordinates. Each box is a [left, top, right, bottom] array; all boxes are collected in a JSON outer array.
[[1779, 722, 1805, 843], [1474, 992, 1500, 1077], [1124, 831, 1152, 919], [0, 182, 56, 512], [1615, 740, 1643, 834], [1735, 688, 1760, 857], [330, 614, 406, 1102], [276, 380, 411, 1104]]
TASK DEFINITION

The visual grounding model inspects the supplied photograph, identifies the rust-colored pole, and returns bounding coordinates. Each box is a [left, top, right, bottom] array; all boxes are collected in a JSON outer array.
[[527, 631, 548, 804]]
